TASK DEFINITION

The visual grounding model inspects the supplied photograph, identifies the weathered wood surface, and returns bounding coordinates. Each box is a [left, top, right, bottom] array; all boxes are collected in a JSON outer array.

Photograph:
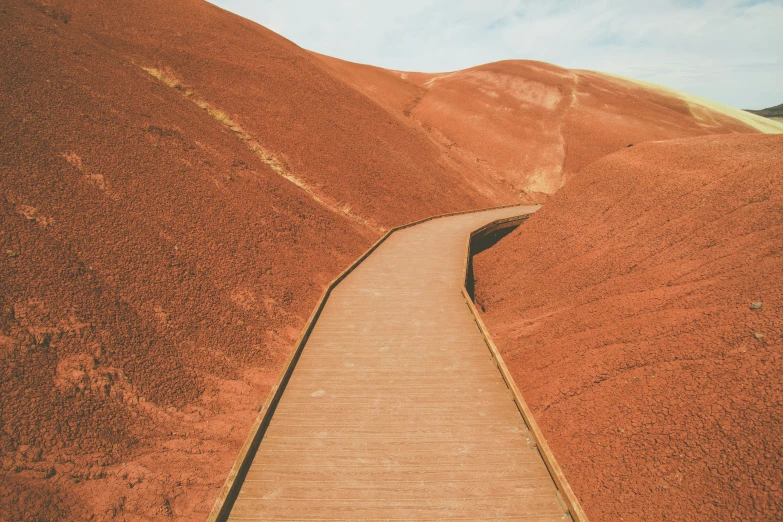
[[229, 206, 570, 521]]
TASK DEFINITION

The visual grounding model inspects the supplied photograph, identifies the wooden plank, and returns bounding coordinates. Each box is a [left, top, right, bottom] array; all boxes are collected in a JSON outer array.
[[229, 480, 557, 501], [210, 204, 588, 522], [227, 497, 565, 521], [208, 204, 534, 522]]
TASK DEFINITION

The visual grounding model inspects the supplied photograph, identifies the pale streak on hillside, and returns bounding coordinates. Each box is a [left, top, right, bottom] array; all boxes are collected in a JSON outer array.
[[595, 72, 783, 135], [141, 66, 384, 232], [315, 54, 777, 206]]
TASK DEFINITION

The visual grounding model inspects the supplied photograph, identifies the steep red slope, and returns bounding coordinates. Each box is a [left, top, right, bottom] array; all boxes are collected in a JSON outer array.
[[473, 134, 783, 521], [318, 57, 780, 200], [0, 1, 516, 520], [0, 3, 359, 520], [61, 0, 515, 226]]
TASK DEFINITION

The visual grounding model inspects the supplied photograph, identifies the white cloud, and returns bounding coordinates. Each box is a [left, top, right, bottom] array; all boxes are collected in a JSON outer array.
[[209, 0, 782, 108]]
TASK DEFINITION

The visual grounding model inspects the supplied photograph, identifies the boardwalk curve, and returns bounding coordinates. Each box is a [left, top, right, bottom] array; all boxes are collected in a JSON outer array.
[[212, 205, 583, 521]]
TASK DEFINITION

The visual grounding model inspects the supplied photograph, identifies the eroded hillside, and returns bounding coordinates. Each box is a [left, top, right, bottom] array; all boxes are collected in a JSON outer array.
[[474, 133, 783, 521], [319, 56, 781, 200], [0, 0, 513, 518]]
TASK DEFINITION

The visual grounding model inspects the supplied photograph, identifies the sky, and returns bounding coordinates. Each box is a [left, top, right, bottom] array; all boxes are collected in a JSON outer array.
[[209, 0, 782, 109]]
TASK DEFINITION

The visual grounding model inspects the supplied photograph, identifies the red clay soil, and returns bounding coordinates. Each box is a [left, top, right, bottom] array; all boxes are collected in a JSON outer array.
[[317, 57, 760, 200], [473, 134, 783, 521], [0, 0, 776, 520], [0, 0, 514, 519], [67, 0, 516, 226]]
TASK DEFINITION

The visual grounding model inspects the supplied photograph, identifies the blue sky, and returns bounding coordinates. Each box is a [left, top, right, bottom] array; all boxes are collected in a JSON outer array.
[[210, 0, 782, 109]]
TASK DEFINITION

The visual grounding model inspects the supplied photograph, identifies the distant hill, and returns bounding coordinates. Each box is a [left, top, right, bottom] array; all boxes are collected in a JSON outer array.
[[318, 56, 782, 199], [745, 103, 783, 122]]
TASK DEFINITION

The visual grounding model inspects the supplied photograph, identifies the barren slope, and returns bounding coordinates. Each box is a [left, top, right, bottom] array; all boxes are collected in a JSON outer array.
[[0, 0, 514, 519], [474, 133, 783, 521], [319, 56, 782, 200], [67, 0, 516, 225]]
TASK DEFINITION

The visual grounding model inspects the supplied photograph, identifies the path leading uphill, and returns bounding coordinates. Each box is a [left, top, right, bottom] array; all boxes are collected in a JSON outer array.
[[225, 205, 570, 521]]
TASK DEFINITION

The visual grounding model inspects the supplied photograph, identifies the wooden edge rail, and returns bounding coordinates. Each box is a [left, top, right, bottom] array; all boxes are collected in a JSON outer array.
[[206, 202, 536, 522], [460, 216, 590, 522]]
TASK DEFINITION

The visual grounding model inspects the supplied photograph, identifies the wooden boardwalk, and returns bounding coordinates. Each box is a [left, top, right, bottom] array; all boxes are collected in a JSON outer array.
[[226, 206, 572, 521]]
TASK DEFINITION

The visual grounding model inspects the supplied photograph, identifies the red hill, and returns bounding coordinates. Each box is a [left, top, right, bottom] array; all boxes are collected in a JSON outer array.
[[317, 56, 778, 200], [474, 133, 783, 520]]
